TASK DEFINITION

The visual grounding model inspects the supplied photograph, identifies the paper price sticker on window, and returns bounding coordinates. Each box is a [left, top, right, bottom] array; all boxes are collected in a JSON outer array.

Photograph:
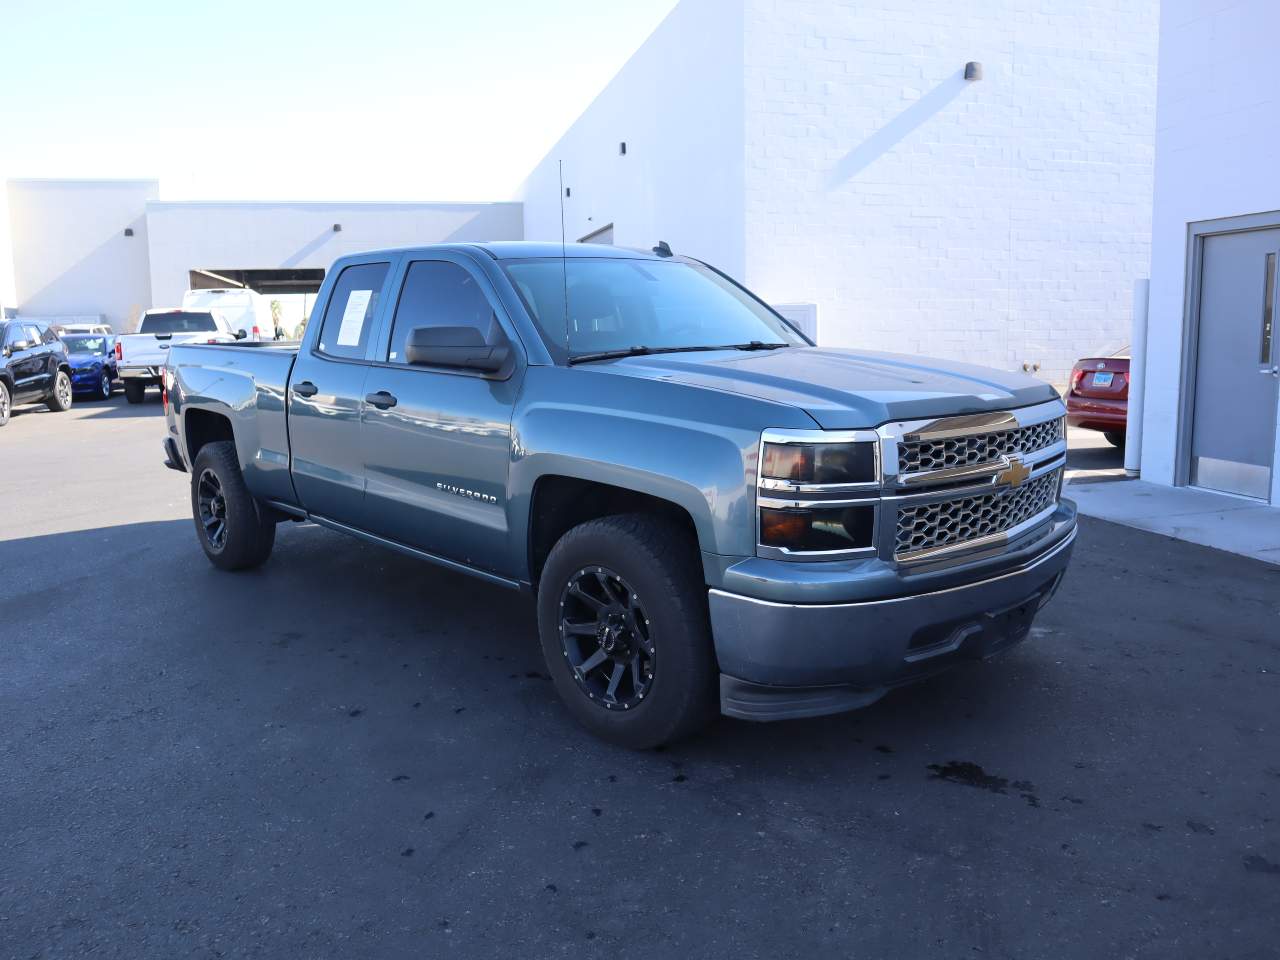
[[336, 289, 373, 347]]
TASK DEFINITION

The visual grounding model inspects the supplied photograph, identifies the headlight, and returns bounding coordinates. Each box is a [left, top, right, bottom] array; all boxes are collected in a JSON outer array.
[[760, 504, 875, 551], [757, 430, 880, 558], [760, 441, 876, 485]]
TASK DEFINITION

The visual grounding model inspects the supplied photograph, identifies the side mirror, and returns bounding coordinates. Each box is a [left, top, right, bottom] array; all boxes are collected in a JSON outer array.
[[1, 345, 10, 358], [405, 326, 510, 372], [234, 329, 248, 340]]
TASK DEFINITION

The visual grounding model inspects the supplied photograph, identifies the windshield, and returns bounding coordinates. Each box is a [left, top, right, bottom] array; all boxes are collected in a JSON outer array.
[[502, 258, 807, 362], [139, 311, 218, 334], [62, 335, 108, 353]]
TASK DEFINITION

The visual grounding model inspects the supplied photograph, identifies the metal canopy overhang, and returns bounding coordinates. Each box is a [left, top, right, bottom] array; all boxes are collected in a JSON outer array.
[[188, 267, 326, 295]]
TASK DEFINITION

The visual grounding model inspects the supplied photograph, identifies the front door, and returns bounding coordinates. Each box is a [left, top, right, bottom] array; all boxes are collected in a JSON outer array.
[[287, 259, 393, 521], [359, 256, 523, 576], [1189, 227, 1280, 500], [4, 324, 46, 401]]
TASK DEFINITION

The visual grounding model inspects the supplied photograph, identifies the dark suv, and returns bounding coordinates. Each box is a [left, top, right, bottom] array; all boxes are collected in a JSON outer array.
[[0, 319, 74, 427]]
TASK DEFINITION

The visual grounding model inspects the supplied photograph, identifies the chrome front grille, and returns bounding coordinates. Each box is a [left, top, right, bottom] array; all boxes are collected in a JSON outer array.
[[895, 468, 1061, 559], [899, 417, 1063, 474]]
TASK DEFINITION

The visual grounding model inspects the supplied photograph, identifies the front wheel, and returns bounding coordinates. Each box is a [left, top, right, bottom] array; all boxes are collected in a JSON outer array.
[[0, 381, 10, 426], [96, 372, 113, 400], [190, 441, 276, 571], [46, 371, 73, 412], [123, 381, 146, 404], [536, 514, 717, 749]]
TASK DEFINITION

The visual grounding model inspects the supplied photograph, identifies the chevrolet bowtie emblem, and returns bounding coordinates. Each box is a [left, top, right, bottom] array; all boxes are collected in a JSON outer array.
[[996, 456, 1031, 488]]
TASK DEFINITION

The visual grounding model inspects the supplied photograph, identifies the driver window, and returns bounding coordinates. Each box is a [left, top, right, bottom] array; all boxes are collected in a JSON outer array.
[[386, 260, 498, 364]]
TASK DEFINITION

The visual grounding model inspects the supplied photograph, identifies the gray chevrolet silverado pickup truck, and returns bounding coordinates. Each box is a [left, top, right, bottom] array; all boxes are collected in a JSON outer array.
[[162, 241, 1076, 747]]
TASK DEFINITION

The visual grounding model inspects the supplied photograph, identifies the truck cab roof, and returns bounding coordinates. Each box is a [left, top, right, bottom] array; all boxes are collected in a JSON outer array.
[[342, 241, 672, 262]]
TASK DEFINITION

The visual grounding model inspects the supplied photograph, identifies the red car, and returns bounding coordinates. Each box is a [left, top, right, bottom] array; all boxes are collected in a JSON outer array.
[[1066, 354, 1129, 447]]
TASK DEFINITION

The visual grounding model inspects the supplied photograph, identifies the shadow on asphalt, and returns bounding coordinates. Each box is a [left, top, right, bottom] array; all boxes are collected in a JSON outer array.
[[1066, 437, 1124, 474], [2, 513, 1277, 956], [6, 392, 163, 423]]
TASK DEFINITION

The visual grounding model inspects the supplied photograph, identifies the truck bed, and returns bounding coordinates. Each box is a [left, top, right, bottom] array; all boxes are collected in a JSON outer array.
[[165, 341, 300, 508]]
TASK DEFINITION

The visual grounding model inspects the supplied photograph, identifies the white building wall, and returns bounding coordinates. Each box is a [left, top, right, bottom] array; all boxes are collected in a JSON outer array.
[[0, 189, 16, 314], [742, 0, 1157, 386], [8, 179, 158, 332], [145, 201, 523, 308], [517, 0, 747, 278], [1141, 0, 1280, 492]]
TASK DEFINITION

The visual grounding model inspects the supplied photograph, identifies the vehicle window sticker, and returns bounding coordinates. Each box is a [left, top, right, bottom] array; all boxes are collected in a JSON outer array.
[[336, 289, 373, 347]]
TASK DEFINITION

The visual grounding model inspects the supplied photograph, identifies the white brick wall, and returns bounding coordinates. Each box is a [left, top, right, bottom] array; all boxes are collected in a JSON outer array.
[[742, 0, 1157, 386]]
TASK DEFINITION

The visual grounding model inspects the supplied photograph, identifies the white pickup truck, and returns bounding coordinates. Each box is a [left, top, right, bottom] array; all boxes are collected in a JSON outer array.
[[116, 309, 242, 403]]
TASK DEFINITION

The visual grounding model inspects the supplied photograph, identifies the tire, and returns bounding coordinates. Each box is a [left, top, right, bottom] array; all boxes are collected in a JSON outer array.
[[536, 513, 717, 749], [190, 440, 276, 571], [96, 372, 113, 400], [124, 381, 146, 404], [46, 371, 73, 412], [0, 381, 9, 427], [1104, 430, 1125, 449]]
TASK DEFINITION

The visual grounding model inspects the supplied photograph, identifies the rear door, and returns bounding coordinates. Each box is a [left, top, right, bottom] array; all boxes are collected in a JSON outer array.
[[358, 254, 524, 575], [287, 258, 395, 521], [26, 324, 54, 394]]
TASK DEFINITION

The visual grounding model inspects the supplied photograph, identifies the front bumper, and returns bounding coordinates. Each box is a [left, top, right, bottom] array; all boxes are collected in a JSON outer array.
[[711, 503, 1076, 721], [70, 367, 109, 391]]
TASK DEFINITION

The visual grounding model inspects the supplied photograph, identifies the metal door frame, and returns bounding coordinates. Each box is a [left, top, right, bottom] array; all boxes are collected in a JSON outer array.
[[1176, 210, 1280, 502]]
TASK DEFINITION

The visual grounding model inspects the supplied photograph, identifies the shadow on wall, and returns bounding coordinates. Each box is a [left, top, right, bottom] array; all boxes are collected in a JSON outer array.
[[20, 219, 150, 332], [281, 228, 338, 269], [827, 70, 973, 189], [279, 207, 520, 267]]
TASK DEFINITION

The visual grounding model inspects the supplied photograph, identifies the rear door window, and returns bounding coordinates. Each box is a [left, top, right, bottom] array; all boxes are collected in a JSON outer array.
[[317, 262, 390, 361], [386, 260, 498, 364]]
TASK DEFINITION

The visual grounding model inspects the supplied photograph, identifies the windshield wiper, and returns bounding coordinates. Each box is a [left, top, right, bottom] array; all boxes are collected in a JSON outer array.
[[723, 341, 790, 351], [567, 342, 790, 365]]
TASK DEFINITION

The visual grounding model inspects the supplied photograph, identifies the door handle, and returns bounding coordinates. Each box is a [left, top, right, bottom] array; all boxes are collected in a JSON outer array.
[[292, 380, 319, 397], [365, 390, 398, 410]]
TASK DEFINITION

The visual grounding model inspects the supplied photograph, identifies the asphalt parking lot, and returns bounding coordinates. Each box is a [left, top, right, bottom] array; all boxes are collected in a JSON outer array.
[[2, 394, 1278, 959]]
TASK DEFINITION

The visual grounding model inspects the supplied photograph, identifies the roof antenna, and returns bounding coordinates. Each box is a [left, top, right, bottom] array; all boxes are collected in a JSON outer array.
[[652, 240, 673, 258], [558, 160, 570, 357]]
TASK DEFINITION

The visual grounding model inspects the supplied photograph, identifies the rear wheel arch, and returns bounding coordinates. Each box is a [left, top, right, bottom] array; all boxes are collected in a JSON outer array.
[[185, 408, 236, 465]]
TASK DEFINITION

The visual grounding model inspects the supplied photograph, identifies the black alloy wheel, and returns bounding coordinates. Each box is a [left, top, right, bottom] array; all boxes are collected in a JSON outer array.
[[559, 565, 655, 711], [536, 513, 717, 748], [197, 468, 229, 551]]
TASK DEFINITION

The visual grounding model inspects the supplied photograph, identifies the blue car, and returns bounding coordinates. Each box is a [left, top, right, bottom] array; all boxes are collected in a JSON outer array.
[[60, 332, 117, 400]]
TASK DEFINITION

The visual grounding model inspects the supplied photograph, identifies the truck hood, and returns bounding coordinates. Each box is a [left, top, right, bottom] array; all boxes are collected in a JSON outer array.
[[588, 347, 1059, 428]]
